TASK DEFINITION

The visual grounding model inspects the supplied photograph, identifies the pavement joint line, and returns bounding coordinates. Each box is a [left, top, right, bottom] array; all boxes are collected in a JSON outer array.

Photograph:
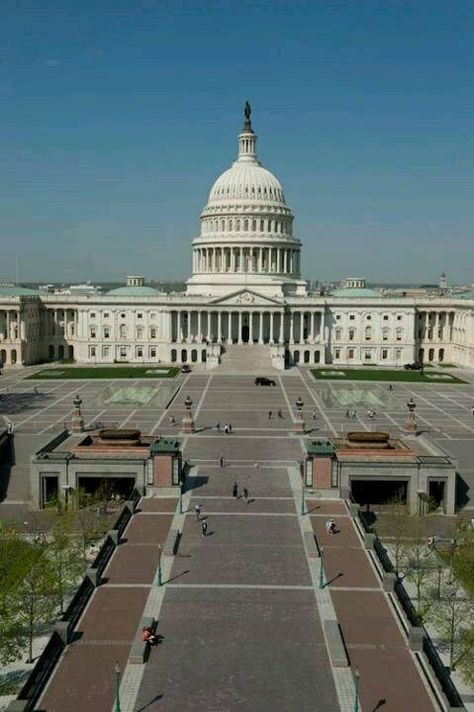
[[38, 407, 75, 434], [401, 383, 474, 434], [150, 377, 189, 435], [119, 407, 139, 428], [192, 373, 213, 421], [287, 465, 360, 712], [14, 380, 92, 427], [166, 583, 314, 590], [189, 495, 295, 500]]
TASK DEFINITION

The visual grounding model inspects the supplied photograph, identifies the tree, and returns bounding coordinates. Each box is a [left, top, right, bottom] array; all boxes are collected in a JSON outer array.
[[401, 515, 431, 604], [70, 489, 110, 565], [16, 542, 56, 663], [0, 527, 33, 665], [377, 494, 411, 576], [48, 513, 84, 614]]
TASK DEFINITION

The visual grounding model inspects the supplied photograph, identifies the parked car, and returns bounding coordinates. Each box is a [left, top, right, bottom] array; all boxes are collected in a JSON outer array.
[[255, 376, 276, 386], [404, 362, 423, 371], [181, 364, 191, 373]]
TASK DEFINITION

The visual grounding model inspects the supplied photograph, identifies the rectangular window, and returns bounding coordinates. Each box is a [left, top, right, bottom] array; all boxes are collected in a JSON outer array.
[[150, 348, 157, 358], [334, 349, 340, 359], [89, 346, 96, 358], [395, 348, 402, 360], [102, 346, 110, 357], [137, 313, 143, 319], [364, 349, 371, 360], [383, 315, 389, 321], [103, 327, 110, 339], [349, 314, 355, 321], [335, 329, 341, 341], [348, 349, 354, 359], [397, 315, 402, 321], [382, 349, 388, 359], [103, 312, 110, 319], [120, 346, 127, 358], [90, 328, 96, 339], [348, 330, 354, 341], [150, 312, 156, 320], [90, 313, 96, 319], [335, 315, 341, 321], [150, 327, 157, 339], [136, 347, 143, 358]]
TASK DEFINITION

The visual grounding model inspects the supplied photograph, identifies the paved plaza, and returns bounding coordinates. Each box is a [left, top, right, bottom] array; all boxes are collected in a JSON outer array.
[[2, 365, 474, 710]]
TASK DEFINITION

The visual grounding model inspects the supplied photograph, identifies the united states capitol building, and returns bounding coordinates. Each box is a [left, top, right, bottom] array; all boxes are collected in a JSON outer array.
[[1, 106, 473, 371]]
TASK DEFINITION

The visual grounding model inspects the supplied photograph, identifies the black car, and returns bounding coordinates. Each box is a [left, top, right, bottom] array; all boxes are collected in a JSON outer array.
[[255, 376, 276, 386], [181, 364, 191, 373], [404, 362, 423, 371]]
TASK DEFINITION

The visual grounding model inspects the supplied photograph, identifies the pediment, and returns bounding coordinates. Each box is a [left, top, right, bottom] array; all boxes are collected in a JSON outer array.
[[208, 289, 283, 306]]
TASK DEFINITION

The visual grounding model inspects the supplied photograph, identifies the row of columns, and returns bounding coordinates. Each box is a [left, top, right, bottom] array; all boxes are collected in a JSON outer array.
[[193, 246, 300, 275], [0, 311, 23, 341], [418, 311, 454, 341], [171, 309, 324, 345]]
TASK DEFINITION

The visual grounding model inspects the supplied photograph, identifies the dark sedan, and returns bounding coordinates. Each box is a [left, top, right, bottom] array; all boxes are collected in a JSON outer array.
[[255, 376, 276, 386]]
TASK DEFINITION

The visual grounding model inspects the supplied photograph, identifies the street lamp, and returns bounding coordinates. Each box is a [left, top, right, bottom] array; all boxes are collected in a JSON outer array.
[[114, 661, 121, 712], [300, 483, 305, 515], [293, 396, 305, 434], [71, 394, 85, 433], [182, 395, 195, 433], [319, 547, 325, 589], [157, 543, 163, 587], [179, 478, 184, 514], [353, 666, 360, 712], [184, 395, 193, 411], [295, 396, 304, 415], [407, 397, 416, 413]]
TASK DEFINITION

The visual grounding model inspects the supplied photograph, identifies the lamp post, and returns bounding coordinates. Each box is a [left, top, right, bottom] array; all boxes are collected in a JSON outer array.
[[319, 547, 325, 589], [179, 479, 184, 514], [301, 482, 305, 515], [353, 666, 360, 712], [71, 394, 85, 433], [182, 395, 195, 433], [157, 543, 163, 587], [114, 661, 121, 712], [404, 396, 417, 435], [293, 396, 305, 433]]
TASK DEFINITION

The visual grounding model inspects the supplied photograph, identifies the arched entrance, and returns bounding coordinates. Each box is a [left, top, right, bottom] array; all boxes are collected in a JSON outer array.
[[241, 325, 249, 343]]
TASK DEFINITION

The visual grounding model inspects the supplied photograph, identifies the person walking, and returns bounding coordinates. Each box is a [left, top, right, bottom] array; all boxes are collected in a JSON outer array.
[[219, 455, 224, 468], [169, 415, 175, 425], [312, 410, 317, 420], [268, 410, 272, 420], [388, 384, 393, 392], [201, 520, 208, 537], [345, 409, 350, 419], [216, 421, 221, 432], [228, 423, 232, 434], [277, 409, 283, 418], [195, 504, 202, 521], [224, 423, 229, 434], [243, 486, 249, 503], [232, 482, 238, 498], [351, 410, 357, 419]]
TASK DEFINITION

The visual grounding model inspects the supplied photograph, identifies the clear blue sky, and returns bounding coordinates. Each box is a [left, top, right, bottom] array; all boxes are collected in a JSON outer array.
[[1, 0, 473, 284]]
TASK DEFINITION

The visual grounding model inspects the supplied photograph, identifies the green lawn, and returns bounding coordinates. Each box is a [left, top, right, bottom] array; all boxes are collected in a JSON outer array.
[[311, 368, 466, 384], [25, 366, 180, 380]]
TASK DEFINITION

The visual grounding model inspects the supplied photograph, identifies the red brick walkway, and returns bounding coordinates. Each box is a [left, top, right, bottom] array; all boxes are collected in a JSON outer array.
[[307, 500, 436, 712], [39, 499, 176, 712]]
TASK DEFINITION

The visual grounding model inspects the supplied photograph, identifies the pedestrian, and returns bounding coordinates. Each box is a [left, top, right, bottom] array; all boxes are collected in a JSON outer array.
[[169, 415, 175, 425], [243, 486, 249, 503], [326, 518, 336, 535], [268, 410, 272, 419], [471, 406, 474, 416], [219, 455, 224, 468], [232, 482, 238, 498], [312, 411, 317, 420], [229, 423, 232, 433], [351, 410, 357, 419], [216, 421, 221, 432], [195, 503, 202, 521], [325, 519, 332, 534], [224, 423, 229, 434], [254, 462, 259, 472], [33, 386, 39, 395], [201, 520, 208, 537], [277, 409, 283, 418], [345, 409, 350, 419], [388, 384, 393, 392]]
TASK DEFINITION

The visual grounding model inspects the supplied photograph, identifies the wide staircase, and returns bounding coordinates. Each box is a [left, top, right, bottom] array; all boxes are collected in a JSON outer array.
[[218, 344, 274, 373]]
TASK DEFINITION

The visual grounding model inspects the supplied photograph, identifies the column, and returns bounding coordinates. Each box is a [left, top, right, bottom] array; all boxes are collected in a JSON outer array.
[[269, 311, 274, 344], [258, 248, 263, 273], [238, 312, 243, 344], [279, 311, 284, 344], [217, 311, 222, 343], [249, 311, 254, 343], [6, 311, 10, 341], [239, 247, 243, 272], [197, 311, 202, 342], [231, 248, 236, 272], [258, 312, 264, 344], [178, 311, 183, 342], [290, 312, 294, 344], [300, 312, 305, 342], [228, 311, 232, 343]]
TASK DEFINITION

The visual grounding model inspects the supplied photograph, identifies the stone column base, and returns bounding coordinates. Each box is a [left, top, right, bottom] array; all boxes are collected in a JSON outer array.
[[182, 415, 195, 433], [292, 419, 305, 434]]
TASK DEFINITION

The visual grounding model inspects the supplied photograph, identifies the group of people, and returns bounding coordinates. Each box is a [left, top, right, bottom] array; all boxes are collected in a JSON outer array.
[[268, 409, 284, 419], [232, 481, 250, 502], [141, 626, 162, 646], [345, 409, 358, 419], [367, 408, 377, 419], [325, 518, 337, 535], [194, 503, 209, 536], [216, 422, 233, 434]]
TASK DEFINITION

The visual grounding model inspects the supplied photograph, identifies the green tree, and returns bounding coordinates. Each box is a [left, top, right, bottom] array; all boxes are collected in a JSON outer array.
[[71, 489, 110, 565], [377, 494, 411, 576], [0, 527, 33, 665], [401, 515, 431, 604], [48, 514, 84, 614]]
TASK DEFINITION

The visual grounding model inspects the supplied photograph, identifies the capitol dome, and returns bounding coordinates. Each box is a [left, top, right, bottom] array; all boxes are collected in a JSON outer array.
[[187, 103, 307, 298]]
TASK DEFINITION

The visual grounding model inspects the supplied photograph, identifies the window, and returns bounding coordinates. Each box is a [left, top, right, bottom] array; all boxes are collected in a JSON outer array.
[[382, 328, 389, 341], [89, 346, 96, 358], [121, 313, 126, 319], [119, 324, 127, 339], [335, 314, 341, 321], [136, 327, 143, 339], [349, 314, 355, 321], [365, 326, 372, 341], [102, 346, 110, 357], [396, 348, 403, 360], [103, 327, 110, 339], [397, 315, 402, 321], [150, 348, 156, 358], [150, 327, 157, 339], [136, 346, 143, 358], [334, 349, 340, 359], [383, 315, 389, 321], [120, 346, 127, 358], [382, 349, 388, 360], [90, 313, 96, 319], [103, 312, 110, 319], [90, 328, 97, 339], [364, 349, 372, 360], [348, 329, 355, 341], [366, 315, 372, 321], [335, 329, 341, 341], [396, 328, 403, 341], [150, 312, 156, 320], [438, 329, 443, 339], [418, 329, 423, 338], [137, 313, 143, 319], [348, 348, 354, 359]]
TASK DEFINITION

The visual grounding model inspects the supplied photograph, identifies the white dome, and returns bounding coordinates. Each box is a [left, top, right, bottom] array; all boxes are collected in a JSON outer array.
[[208, 162, 286, 206]]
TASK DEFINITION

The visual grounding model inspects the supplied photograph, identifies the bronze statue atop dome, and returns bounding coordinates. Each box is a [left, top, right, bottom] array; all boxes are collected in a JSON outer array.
[[243, 100, 253, 132]]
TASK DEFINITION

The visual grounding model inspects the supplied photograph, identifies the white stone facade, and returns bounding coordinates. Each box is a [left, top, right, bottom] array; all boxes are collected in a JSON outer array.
[[1, 109, 473, 370]]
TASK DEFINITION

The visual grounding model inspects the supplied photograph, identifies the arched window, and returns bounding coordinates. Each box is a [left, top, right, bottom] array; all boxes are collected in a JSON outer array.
[[365, 326, 372, 341], [304, 350, 310, 363], [314, 351, 320, 363], [396, 328, 403, 341], [191, 349, 198, 362], [236, 219, 241, 231], [119, 324, 127, 339], [252, 219, 257, 231], [293, 350, 300, 364], [244, 219, 249, 231], [221, 220, 225, 231], [229, 219, 233, 231], [201, 349, 207, 362], [11, 349, 17, 364], [382, 328, 389, 341], [171, 349, 177, 362], [181, 349, 187, 363], [48, 345, 55, 359], [260, 219, 264, 231]]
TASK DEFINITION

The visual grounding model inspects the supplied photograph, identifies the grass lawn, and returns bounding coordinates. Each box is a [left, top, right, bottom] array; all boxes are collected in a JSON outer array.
[[311, 368, 466, 384], [25, 366, 181, 380]]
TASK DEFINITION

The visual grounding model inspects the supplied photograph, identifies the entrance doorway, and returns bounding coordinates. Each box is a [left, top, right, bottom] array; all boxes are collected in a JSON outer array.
[[41, 475, 59, 507], [241, 325, 249, 343], [351, 479, 408, 508], [428, 480, 445, 512]]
